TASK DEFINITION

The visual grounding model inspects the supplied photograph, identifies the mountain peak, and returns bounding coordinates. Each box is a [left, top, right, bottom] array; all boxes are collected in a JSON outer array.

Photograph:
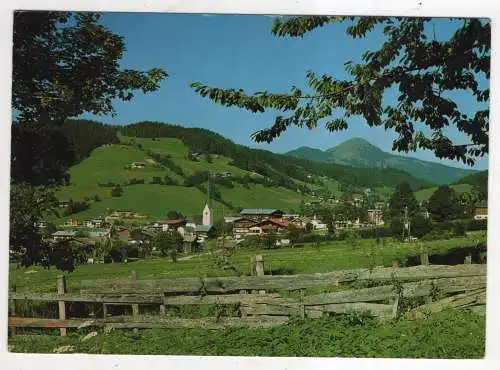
[[326, 137, 383, 153], [286, 137, 477, 185]]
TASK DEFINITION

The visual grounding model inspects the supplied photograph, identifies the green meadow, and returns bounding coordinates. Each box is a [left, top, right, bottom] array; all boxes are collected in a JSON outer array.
[[9, 232, 485, 293]]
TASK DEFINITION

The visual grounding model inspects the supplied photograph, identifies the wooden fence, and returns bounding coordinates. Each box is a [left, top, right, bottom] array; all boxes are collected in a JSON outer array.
[[8, 255, 486, 334]]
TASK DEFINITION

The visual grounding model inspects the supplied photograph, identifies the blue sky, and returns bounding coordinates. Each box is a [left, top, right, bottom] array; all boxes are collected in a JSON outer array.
[[80, 13, 489, 170]]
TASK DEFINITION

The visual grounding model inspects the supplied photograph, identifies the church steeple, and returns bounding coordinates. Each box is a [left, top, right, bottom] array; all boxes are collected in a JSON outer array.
[[202, 173, 212, 226]]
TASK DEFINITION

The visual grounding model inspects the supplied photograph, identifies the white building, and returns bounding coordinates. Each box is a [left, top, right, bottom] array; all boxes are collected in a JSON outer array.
[[202, 203, 212, 226]]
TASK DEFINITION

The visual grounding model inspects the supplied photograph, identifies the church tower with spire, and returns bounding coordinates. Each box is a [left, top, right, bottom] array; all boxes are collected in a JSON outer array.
[[202, 173, 212, 226]]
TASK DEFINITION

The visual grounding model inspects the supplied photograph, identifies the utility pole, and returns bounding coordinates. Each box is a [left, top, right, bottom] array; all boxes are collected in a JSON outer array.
[[221, 205, 225, 250], [403, 205, 411, 242]]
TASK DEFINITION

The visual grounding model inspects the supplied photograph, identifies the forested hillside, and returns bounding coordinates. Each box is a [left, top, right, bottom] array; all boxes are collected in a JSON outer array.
[[119, 121, 433, 190]]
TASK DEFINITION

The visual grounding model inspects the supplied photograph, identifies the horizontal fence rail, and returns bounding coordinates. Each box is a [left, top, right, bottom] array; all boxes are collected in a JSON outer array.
[[80, 264, 486, 294], [9, 260, 487, 335]]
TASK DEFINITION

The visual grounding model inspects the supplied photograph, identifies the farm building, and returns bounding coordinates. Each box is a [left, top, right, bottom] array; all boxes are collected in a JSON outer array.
[[254, 219, 291, 234], [130, 162, 147, 169], [52, 230, 77, 241], [223, 216, 240, 223], [152, 219, 187, 233], [195, 224, 214, 235], [167, 219, 188, 234], [239, 208, 283, 220], [62, 219, 80, 228], [474, 200, 488, 220], [233, 217, 260, 234], [85, 218, 106, 228], [367, 209, 384, 225]]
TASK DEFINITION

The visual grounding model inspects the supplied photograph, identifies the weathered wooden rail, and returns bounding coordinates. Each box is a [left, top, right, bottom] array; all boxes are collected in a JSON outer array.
[[8, 255, 487, 334]]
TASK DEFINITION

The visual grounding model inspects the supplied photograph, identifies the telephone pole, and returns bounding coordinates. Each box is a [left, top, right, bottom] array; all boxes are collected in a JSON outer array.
[[221, 205, 225, 250], [403, 205, 411, 242]]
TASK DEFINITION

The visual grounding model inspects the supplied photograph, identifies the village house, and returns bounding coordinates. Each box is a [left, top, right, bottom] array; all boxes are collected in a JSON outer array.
[[223, 216, 240, 223], [166, 219, 188, 235], [239, 208, 284, 220], [182, 233, 198, 253], [282, 214, 308, 228], [215, 171, 231, 178], [35, 221, 47, 229], [310, 215, 327, 230], [130, 161, 146, 169], [107, 210, 145, 219], [254, 218, 291, 234], [85, 218, 105, 228], [57, 200, 70, 208], [62, 219, 80, 228], [367, 209, 384, 225], [474, 200, 488, 220], [233, 217, 260, 235], [52, 230, 77, 241]]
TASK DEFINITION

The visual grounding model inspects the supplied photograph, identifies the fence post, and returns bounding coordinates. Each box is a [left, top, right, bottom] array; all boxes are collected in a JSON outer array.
[[131, 271, 139, 332], [464, 254, 472, 264], [254, 255, 266, 294], [9, 283, 16, 335], [420, 252, 429, 266], [391, 294, 400, 319], [254, 255, 264, 276], [57, 275, 67, 337]]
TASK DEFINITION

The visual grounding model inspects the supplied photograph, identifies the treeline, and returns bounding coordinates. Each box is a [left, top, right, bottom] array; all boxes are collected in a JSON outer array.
[[118, 121, 432, 190], [456, 170, 488, 200], [11, 119, 118, 186], [61, 119, 119, 163]]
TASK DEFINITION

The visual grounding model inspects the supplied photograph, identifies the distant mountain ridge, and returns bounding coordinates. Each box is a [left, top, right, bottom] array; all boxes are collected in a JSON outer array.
[[286, 138, 478, 185]]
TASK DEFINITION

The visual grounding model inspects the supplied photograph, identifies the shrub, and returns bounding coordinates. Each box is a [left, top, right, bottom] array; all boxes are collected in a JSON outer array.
[[63, 199, 89, 216], [411, 214, 433, 238], [452, 220, 467, 236], [464, 218, 487, 231], [111, 185, 123, 197], [127, 178, 145, 185], [150, 176, 162, 184], [98, 182, 118, 187]]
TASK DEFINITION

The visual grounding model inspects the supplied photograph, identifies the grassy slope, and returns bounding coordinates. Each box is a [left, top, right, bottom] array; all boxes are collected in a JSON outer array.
[[52, 136, 333, 222], [9, 232, 485, 293], [8, 309, 485, 358], [120, 135, 251, 177], [221, 184, 308, 211], [414, 184, 473, 202]]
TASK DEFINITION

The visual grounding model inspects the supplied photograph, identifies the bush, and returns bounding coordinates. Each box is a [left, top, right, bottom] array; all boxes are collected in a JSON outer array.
[[163, 175, 174, 185], [150, 176, 162, 184], [111, 185, 123, 197], [98, 182, 118, 187], [63, 200, 89, 216], [452, 220, 467, 236], [464, 218, 487, 231], [127, 178, 145, 185], [411, 214, 433, 238]]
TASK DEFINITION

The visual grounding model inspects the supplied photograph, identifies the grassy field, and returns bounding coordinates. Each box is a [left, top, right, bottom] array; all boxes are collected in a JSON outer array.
[[9, 232, 485, 293], [8, 232, 486, 358], [221, 184, 309, 211], [55, 184, 227, 223], [414, 184, 473, 202], [120, 135, 252, 177], [8, 309, 485, 358], [51, 136, 323, 223]]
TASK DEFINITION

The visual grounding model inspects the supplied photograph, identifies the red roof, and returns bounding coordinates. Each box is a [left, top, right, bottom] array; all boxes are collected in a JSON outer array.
[[256, 219, 291, 228], [166, 219, 186, 225]]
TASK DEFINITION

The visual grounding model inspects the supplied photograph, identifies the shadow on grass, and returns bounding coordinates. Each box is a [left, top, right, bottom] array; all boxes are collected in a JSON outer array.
[[270, 267, 296, 276], [404, 245, 487, 267]]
